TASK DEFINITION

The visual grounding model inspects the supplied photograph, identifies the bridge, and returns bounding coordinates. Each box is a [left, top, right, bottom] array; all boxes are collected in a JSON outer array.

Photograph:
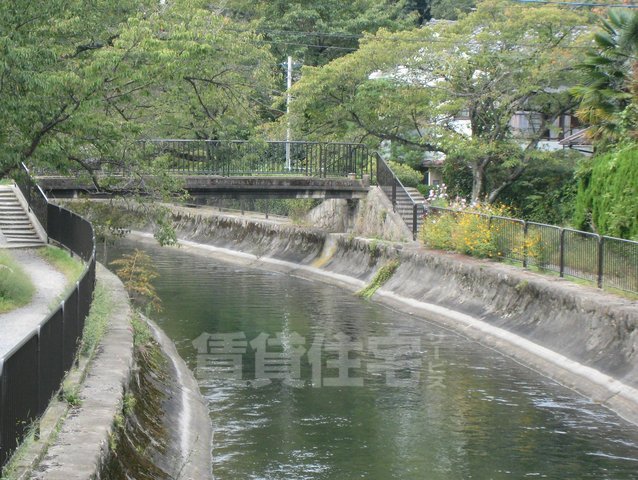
[[37, 140, 373, 200], [34, 140, 425, 237]]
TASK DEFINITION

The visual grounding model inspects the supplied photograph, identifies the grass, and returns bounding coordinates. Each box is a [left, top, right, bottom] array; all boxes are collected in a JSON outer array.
[[0, 251, 35, 313], [357, 258, 400, 299], [37, 246, 84, 286], [79, 283, 112, 357]]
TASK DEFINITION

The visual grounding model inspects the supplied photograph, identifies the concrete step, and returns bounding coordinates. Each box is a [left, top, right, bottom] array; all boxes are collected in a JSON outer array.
[[0, 187, 46, 248]]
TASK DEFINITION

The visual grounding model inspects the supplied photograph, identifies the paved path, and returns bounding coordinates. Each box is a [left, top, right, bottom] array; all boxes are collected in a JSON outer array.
[[0, 249, 66, 358]]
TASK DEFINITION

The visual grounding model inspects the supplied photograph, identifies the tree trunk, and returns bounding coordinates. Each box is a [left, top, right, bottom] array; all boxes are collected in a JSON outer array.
[[471, 161, 485, 203]]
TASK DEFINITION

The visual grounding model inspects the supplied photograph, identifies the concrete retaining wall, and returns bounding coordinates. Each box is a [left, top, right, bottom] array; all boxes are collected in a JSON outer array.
[[141, 205, 638, 425]]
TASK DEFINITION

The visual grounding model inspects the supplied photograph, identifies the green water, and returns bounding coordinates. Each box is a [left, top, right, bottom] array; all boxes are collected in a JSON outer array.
[[112, 240, 638, 479]]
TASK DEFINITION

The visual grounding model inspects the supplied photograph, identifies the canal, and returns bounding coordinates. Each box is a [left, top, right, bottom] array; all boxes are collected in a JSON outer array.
[[112, 239, 638, 479]]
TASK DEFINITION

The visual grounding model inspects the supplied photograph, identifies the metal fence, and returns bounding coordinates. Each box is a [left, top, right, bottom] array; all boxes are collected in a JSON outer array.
[[426, 206, 638, 294], [140, 140, 375, 179], [0, 164, 96, 471], [376, 153, 424, 240]]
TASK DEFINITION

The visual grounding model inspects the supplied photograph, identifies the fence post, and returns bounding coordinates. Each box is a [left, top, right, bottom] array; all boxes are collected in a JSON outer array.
[[559, 229, 565, 278], [598, 236, 604, 289], [413, 204, 418, 241], [392, 180, 397, 213], [522, 221, 529, 269], [0, 359, 5, 471]]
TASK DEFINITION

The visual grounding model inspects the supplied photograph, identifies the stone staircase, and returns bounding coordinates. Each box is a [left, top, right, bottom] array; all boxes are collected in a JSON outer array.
[[0, 185, 46, 248], [394, 186, 427, 233]]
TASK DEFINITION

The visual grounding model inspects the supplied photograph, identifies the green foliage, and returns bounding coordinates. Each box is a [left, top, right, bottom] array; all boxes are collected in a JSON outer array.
[[0, 251, 35, 313], [0, 0, 275, 185], [431, 0, 476, 20], [37, 246, 84, 286], [572, 9, 638, 144], [61, 381, 82, 408], [387, 160, 423, 187], [80, 283, 112, 357], [224, 0, 417, 66], [420, 203, 513, 259], [573, 147, 638, 240], [288, 0, 592, 203], [498, 150, 580, 225], [357, 258, 400, 298], [110, 249, 162, 314], [131, 314, 154, 348]]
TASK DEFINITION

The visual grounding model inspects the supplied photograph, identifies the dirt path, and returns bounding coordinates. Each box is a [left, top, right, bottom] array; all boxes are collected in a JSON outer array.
[[0, 248, 67, 358]]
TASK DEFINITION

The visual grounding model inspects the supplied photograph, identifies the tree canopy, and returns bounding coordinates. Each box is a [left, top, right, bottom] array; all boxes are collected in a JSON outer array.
[[286, 0, 593, 202], [0, 0, 275, 183]]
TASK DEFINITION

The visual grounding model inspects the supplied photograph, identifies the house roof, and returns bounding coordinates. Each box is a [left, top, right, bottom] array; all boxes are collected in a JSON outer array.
[[559, 128, 592, 146]]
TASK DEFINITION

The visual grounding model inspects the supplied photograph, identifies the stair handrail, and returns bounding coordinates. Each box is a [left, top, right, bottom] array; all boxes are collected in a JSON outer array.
[[14, 162, 49, 231], [375, 152, 424, 239]]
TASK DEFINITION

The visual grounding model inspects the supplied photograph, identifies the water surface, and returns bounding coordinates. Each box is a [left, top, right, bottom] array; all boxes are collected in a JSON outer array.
[[112, 240, 638, 479]]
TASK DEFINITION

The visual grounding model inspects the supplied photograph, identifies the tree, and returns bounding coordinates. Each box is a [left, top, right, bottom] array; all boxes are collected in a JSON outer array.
[[286, 0, 592, 202], [572, 8, 638, 144], [0, 0, 151, 178], [223, 0, 418, 66], [0, 0, 275, 188]]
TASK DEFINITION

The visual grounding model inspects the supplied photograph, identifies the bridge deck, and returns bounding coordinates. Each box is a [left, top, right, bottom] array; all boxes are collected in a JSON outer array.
[[36, 175, 370, 199]]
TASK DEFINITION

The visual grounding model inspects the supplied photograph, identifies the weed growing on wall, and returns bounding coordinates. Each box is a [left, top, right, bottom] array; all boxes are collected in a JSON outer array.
[[357, 258, 400, 299], [110, 250, 162, 314]]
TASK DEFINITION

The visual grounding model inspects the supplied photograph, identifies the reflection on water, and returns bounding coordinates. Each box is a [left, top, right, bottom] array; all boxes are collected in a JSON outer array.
[[111, 240, 638, 480]]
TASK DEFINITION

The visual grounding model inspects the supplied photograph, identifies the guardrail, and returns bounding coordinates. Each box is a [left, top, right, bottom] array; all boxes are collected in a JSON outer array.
[[0, 164, 96, 471], [426, 206, 638, 294], [376, 153, 424, 240], [141, 140, 375, 179]]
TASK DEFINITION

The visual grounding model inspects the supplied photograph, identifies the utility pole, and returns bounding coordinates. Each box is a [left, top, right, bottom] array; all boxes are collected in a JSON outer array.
[[286, 55, 292, 171]]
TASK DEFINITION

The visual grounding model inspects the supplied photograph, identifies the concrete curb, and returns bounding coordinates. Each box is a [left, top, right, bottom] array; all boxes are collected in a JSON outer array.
[[33, 264, 134, 480]]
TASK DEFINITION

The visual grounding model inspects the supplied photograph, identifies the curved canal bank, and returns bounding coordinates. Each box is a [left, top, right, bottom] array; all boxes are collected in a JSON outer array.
[[129, 202, 638, 426], [110, 236, 638, 479], [5, 265, 212, 480]]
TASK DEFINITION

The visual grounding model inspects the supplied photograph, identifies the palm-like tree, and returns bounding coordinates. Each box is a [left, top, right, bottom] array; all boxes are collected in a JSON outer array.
[[572, 9, 638, 142]]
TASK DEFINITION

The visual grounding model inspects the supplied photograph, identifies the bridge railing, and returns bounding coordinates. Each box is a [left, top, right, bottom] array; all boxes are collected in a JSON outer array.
[[1, 164, 96, 472], [140, 140, 374, 179]]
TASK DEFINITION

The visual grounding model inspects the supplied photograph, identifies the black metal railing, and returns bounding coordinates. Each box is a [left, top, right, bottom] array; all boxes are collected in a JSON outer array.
[[376, 153, 424, 240], [0, 166, 96, 471], [426, 206, 638, 294], [13, 164, 48, 231], [140, 139, 374, 179]]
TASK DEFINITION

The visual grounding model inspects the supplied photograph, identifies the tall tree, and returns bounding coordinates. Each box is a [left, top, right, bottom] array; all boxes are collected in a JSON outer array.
[[286, 0, 592, 202], [0, 0, 275, 185], [223, 0, 418, 66], [572, 8, 638, 144]]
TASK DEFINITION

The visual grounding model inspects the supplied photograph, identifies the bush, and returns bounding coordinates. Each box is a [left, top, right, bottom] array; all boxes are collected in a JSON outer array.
[[420, 203, 515, 259], [387, 160, 423, 188], [573, 147, 638, 240]]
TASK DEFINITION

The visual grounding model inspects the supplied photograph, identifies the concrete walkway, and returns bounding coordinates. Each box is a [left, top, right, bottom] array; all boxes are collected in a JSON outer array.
[[0, 248, 66, 358]]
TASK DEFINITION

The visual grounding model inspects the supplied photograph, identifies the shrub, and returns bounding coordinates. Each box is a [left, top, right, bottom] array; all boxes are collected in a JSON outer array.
[[573, 147, 638, 240], [420, 203, 516, 259], [387, 160, 423, 188]]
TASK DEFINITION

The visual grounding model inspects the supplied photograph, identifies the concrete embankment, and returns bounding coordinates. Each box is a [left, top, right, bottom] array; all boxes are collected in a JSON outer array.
[[132, 203, 638, 425], [13, 266, 212, 480]]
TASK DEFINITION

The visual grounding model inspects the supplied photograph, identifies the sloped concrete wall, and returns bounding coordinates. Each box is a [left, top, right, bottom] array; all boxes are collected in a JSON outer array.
[[143, 205, 638, 425]]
